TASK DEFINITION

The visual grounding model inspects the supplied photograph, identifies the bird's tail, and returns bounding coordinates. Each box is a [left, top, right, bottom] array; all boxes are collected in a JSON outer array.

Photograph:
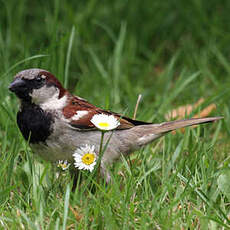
[[148, 117, 222, 134], [127, 117, 223, 149]]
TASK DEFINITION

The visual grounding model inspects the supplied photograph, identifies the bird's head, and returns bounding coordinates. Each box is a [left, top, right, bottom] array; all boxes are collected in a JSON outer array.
[[9, 69, 66, 106]]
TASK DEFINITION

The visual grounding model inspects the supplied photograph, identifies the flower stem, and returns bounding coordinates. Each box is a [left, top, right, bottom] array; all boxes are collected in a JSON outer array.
[[97, 131, 105, 181]]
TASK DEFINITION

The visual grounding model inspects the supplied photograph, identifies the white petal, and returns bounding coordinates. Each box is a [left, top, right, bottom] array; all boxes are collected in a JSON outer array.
[[73, 144, 97, 172], [90, 114, 120, 131]]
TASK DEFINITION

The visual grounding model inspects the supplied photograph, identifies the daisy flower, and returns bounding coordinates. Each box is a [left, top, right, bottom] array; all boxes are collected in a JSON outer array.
[[90, 114, 120, 131], [57, 160, 70, 170], [73, 145, 97, 172]]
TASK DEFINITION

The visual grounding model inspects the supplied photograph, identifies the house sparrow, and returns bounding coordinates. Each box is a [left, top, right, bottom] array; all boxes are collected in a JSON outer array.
[[9, 68, 222, 181]]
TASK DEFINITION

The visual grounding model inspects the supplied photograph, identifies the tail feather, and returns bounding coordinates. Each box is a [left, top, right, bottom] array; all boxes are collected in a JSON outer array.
[[152, 116, 223, 134], [131, 116, 223, 148]]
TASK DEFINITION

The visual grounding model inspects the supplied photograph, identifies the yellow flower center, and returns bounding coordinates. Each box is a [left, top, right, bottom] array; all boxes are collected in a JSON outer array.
[[82, 153, 95, 165], [58, 162, 68, 170], [60, 163, 67, 168], [98, 122, 110, 128]]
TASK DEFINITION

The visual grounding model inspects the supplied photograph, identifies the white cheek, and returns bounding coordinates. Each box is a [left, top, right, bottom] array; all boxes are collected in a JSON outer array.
[[71, 111, 89, 120], [41, 95, 68, 110], [30, 85, 57, 104], [30, 86, 67, 110]]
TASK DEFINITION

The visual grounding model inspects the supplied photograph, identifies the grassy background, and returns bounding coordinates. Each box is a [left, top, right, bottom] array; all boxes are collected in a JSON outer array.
[[0, 0, 230, 229]]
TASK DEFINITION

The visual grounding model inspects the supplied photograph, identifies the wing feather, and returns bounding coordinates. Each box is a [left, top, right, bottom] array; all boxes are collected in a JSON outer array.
[[62, 96, 150, 130]]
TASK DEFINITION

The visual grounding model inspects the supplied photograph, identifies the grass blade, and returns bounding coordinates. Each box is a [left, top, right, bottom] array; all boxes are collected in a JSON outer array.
[[64, 26, 76, 88], [62, 184, 70, 230]]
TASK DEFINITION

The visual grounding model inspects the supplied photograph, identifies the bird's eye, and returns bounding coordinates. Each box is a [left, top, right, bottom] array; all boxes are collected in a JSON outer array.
[[36, 76, 43, 82], [33, 75, 45, 88]]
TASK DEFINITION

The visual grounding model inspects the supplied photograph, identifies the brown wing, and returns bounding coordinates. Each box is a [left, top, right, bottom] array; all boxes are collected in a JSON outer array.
[[62, 96, 150, 130]]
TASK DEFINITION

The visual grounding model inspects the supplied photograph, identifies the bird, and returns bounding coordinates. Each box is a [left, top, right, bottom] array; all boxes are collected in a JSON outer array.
[[9, 68, 222, 182]]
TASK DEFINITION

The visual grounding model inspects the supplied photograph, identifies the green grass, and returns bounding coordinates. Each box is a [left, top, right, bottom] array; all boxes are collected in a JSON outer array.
[[0, 0, 230, 229]]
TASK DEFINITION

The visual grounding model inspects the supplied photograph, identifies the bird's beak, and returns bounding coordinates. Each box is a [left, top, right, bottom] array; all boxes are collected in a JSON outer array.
[[9, 78, 26, 93]]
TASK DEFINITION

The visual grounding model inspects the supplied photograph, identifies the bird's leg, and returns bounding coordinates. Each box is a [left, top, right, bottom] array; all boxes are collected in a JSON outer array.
[[70, 169, 81, 192]]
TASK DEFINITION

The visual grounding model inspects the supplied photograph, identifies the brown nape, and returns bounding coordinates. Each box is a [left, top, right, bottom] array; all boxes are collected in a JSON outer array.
[[39, 71, 67, 98]]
